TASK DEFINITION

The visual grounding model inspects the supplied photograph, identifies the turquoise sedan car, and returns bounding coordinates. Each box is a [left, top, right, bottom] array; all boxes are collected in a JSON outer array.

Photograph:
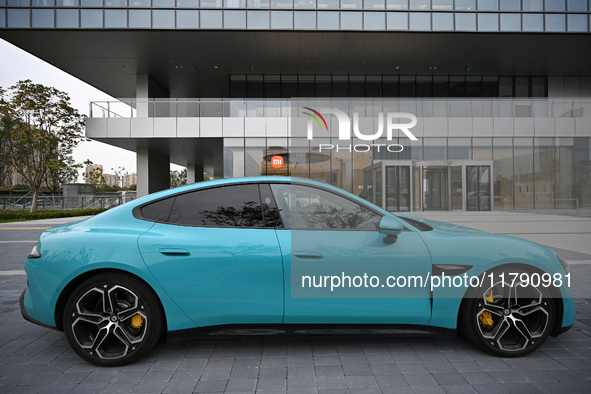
[[20, 177, 574, 366]]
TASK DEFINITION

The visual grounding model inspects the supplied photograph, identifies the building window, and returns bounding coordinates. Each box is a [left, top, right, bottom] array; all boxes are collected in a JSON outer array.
[[432, 0, 452, 10], [432, 12, 453, 30], [224, 10, 246, 28], [153, 0, 174, 7], [105, 9, 127, 27], [545, 13, 566, 31], [455, 12, 476, 30], [500, 0, 519, 11], [522, 0, 543, 11], [201, 10, 222, 27], [567, 0, 587, 11], [129, 9, 150, 27], [247, 10, 270, 28], [32, 0, 55, 6], [387, 11, 408, 29], [318, 10, 339, 28], [32, 8, 54, 27], [523, 13, 544, 31], [545, 0, 565, 11], [409, 0, 429, 10], [364, 11, 386, 29], [478, 13, 499, 31], [7, 8, 30, 28], [271, 10, 293, 28], [56, 8, 78, 26], [80, 9, 103, 28], [477, 0, 498, 11], [409, 11, 430, 30], [500, 13, 521, 30], [176, 9, 198, 28], [567, 13, 588, 31], [455, 0, 475, 10], [81, 0, 103, 6], [294, 10, 316, 28]]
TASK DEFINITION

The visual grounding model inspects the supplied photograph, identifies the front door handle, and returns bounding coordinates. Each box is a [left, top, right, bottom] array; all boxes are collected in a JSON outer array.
[[159, 248, 190, 256], [294, 251, 324, 260]]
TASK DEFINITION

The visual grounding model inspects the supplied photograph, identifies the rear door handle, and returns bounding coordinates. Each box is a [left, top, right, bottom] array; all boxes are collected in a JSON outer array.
[[159, 248, 190, 256], [294, 251, 324, 260]]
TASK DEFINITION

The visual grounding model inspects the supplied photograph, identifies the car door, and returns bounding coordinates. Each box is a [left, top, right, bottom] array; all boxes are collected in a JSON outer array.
[[137, 183, 284, 327], [270, 183, 432, 325]]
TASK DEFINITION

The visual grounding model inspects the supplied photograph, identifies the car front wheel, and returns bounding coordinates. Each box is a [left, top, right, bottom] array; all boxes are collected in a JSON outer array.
[[63, 272, 164, 366], [460, 267, 555, 357]]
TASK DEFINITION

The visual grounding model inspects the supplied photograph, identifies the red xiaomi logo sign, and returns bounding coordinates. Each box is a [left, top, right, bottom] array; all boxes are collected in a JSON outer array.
[[271, 156, 284, 169]]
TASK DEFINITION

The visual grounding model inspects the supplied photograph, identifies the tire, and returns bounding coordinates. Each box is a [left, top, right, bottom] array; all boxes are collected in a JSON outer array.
[[63, 272, 165, 366], [459, 266, 555, 357]]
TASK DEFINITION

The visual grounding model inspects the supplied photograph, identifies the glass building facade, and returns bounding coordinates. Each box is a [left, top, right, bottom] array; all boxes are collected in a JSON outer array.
[[2, 1, 590, 210], [2, 0, 590, 32]]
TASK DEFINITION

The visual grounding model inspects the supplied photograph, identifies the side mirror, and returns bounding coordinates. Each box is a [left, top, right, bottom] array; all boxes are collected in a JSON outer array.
[[379, 216, 403, 244]]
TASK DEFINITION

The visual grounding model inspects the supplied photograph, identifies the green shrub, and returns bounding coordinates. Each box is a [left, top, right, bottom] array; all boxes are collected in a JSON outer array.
[[0, 208, 107, 221]]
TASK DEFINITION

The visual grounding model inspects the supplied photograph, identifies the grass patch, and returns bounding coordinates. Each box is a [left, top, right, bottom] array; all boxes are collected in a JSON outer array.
[[0, 208, 107, 221]]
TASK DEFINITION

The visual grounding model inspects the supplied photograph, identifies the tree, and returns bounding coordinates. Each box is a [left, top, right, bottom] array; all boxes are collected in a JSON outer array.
[[170, 168, 187, 188], [0, 81, 86, 211], [83, 159, 104, 186]]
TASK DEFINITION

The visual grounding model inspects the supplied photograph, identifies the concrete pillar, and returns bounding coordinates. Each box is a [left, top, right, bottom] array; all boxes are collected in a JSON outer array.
[[136, 74, 150, 117], [186, 164, 204, 184], [137, 148, 170, 197]]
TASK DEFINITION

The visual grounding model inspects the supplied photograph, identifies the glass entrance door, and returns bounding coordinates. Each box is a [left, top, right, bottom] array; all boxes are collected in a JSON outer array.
[[467, 166, 491, 211], [423, 167, 448, 210], [385, 166, 411, 212]]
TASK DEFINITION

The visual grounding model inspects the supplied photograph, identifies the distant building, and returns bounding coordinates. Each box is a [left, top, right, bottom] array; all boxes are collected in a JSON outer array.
[[103, 173, 118, 187], [122, 173, 137, 189]]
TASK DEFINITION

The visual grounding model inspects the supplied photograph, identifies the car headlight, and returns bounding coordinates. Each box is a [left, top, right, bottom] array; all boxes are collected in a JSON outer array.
[[557, 255, 570, 274], [27, 244, 41, 259]]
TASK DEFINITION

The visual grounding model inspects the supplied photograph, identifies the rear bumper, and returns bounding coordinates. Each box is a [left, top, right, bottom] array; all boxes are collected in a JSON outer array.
[[19, 288, 57, 331]]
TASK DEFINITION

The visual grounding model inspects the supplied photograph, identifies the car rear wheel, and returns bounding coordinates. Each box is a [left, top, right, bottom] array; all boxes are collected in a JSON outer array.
[[460, 267, 555, 357], [63, 272, 164, 366]]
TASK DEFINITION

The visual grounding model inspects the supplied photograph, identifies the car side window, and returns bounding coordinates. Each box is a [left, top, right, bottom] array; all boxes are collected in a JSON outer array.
[[140, 197, 175, 222], [165, 184, 268, 227], [270, 183, 382, 231]]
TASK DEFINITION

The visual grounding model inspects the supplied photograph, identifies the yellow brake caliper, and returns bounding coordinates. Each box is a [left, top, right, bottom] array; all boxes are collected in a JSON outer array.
[[479, 289, 494, 330], [131, 314, 144, 329]]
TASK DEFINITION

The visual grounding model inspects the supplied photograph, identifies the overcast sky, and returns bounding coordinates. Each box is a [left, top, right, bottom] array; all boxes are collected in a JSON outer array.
[[0, 38, 183, 181]]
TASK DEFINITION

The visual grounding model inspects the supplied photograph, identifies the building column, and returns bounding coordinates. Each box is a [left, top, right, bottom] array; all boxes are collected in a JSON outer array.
[[137, 148, 170, 197], [186, 164, 204, 184], [136, 74, 150, 117]]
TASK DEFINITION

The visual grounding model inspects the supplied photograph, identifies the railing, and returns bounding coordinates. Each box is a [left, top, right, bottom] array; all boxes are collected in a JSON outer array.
[[535, 198, 580, 217], [0, 195, 137, 211], [89, 98, 591, 120]]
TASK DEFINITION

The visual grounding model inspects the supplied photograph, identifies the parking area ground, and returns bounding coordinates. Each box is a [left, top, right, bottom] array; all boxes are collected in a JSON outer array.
[[1, 212, 590, 393]]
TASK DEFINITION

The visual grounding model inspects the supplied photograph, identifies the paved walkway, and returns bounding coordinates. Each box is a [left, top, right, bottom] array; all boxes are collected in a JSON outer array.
[[0, 213, 590, 393]]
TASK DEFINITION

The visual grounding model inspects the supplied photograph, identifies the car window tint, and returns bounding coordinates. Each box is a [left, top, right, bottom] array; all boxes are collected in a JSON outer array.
[[168, 184, 266, 227], [140, 197, 174, 222], [270, 183, 382, 230], [259, 184, 283, 228]]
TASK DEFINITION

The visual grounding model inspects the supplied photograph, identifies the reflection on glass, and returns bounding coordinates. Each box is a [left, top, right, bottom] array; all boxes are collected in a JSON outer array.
[[225, 0, 246, 7], [386, 166, 411, 211], [500, 13, 521, 31], [270, 10, 292, 28], [271, 0, 293, 7], [32, 0, 55, 6], [342, 0, 362, 8], [271, 184, 382, 230], [546, 14, 566, 31], [522, 0, 542, 11], [81, 0, 103, 6], [81, 9, 103, 28], [105, 9, 127, 27], [424, 138, 446, 160], [177, 0, 200, 6], [410, 0, 429, 9], [387, 11, 408, 29], [451, 166, 462, 210], [455, 0, 475, 10], [365, 0, 385, 9], [224, 138, 245, 178], [248, 10, 270, 28], [448, 138, 471, 160], [364, 12, 386, 29], [423, 167, 448, 210], [294, 11, 316, 28], [56, 8, 78, 26], [225, 10, 246, 27], [295, 0, 316, 8], [567, 0, 587, 11], [493, 138, 513, 210], [129, 9, 150, 27], [177, 10, 199, 28], [129, 0, 150, 6], [32, 8, 55, 27], [153, 0, 174, 6], [523, 13, 543, 31], [568, 14, 588, 31], [514, 138, 533, 210], [387, 0, 408, 9], [432, 12, 453, 30], [7, 9, 30, 27], [456, 12, 476, 30], [342, 11, 363, 28], [545, 0, 565, 11], [467, 166, 491, 211], [410, 12, 430, 30], [500, 0, 519, 10], [534, 138, 554, 209], [478, 13, 498, 31], [318, 11, 339, 28], [247, 0, 270, 7], [201, 10, 222, 27], [432, 0, 452, 10], [477, 0, 497, 10], [105, 0, 127, 6], [153, 9, 174, 28], [557, 138, 576, 209]]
